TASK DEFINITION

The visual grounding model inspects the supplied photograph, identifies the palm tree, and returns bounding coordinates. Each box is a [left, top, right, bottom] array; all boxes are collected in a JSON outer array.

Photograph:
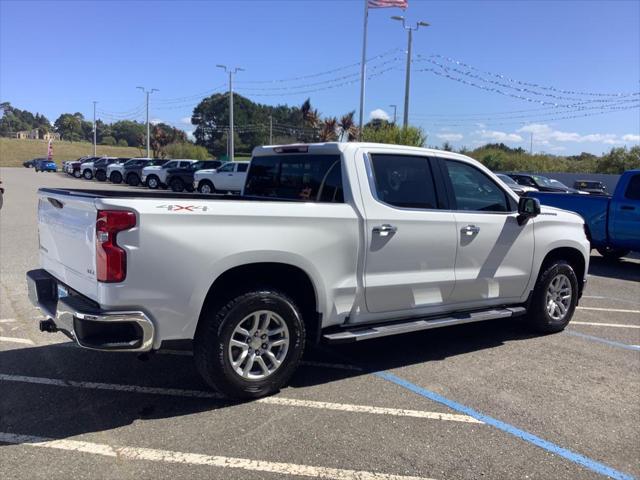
[[319, 117, 337, 142], [338, 111, 358, 142]]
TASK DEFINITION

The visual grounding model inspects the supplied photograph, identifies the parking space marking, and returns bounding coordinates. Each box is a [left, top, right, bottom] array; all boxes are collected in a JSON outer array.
[[572, 321, 640, 329], [0, 319, 17, 323], [565, 331, 640, 352], [0, 432, 435, 480], [583, 296, 640, 306], [577, 307, 640, 314], [259, 397, 482, 423], [0, 373, 479, 423], [0, 336, 34, 345], [374, 371, 636, 480]]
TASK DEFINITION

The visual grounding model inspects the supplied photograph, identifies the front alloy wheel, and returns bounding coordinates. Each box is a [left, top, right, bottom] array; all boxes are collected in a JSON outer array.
[[527, 260, 578, 333], [545, 274, 572, 322], [147, 176, 159, 189]]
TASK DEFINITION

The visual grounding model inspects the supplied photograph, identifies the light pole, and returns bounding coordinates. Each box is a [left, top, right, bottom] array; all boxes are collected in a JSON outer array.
[[216, 65, 244, 162], [92, 101, 97, 156], [389, 104, 397, 124], [137, 86, 159, 158], [391, 16, 429, 128]]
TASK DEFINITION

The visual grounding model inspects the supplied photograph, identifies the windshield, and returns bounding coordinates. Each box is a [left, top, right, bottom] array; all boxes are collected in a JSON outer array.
[[497, 174, 518, 186], [531, 175, 554, 187], [549, 179, 569, 189], [163, 161, 178, 169]]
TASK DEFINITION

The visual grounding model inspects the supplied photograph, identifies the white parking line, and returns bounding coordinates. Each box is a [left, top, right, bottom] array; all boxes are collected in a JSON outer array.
[[0, 432, 435, 480], [0, 319, 17, 323], [577, 307, 640, 314], [0, 373, 480, 423], [0, 336, 34, 345], [572, 321, 640, 329]]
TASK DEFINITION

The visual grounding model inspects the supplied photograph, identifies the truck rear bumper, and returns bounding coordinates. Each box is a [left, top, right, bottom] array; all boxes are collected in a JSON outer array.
[[26, 269, 154, 352]]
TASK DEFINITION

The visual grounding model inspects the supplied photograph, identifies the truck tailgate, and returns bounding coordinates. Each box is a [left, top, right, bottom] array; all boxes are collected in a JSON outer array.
[[37, 190, 98, 300]]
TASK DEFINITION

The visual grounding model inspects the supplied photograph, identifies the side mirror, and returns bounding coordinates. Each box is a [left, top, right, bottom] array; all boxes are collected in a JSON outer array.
[[517, 197, 540, 225]]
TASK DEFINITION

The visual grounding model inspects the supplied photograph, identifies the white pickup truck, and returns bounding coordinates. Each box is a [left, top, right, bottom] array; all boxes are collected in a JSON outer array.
[[28, 142, 590, 398], [193, 161, 249, 193]]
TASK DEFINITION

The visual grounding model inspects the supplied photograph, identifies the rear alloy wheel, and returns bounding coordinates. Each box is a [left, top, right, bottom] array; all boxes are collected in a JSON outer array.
[[198, 181, 215, 194], [127, 173, 140, 187], [110, 171, 122, 184], [194, 289, 305, 399], [147, 175, 160, 189], [526, 260, 578, 333], [170, 178, 185, 192], [73, 169, 82, 178], [83, 169, 93, 180]]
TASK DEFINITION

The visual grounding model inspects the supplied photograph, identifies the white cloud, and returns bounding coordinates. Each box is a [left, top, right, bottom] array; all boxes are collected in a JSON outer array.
[[180, 116, 192, 125], [185, 129, 195, 141], [623, 134, 640, 142], [517, 124, 621, 144], [477, 129, 523, 142], [150, 118, 163, 125], [369, 108, 390, 121], [436, 132, 463, 142]]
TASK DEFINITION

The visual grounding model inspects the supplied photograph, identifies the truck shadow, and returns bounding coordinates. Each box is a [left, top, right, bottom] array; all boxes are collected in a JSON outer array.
[[588, 255, 640, 282], [0, 318, 537, 443]]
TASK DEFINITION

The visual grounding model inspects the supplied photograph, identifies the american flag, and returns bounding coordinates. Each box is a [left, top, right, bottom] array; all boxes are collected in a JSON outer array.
[[368, 0, 408, 8]]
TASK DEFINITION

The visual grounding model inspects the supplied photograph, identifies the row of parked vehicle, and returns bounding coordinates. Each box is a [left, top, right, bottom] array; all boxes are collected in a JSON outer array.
[[60, 156, 248, 193], [496, 173, 609, 196]]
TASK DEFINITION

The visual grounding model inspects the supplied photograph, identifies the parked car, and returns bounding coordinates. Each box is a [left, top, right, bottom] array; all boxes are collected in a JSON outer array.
[[495, 173, 537, 196], [122, 158, 166, 187], [528, 169, 640, 259], [64, 156, 90, 175], [23, 158, 44, 168], [93, 157, 129, 182], [34, 159, 57, 172], [574, 180, 609, 196], [166, 160, 223, 192], [508, 173, 575, 193], [28, 142, 590, 399], [548, 178, 588, 195], [141, 159, 198, 189], [194, 161, 248, 193], [108, 158, 151, 184]]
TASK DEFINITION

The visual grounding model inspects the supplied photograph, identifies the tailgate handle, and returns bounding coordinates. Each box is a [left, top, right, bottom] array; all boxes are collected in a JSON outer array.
[[48, 198, 64, 209]]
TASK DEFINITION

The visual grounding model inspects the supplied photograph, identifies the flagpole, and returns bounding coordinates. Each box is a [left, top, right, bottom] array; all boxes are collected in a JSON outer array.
[[358, 0, 369, 139]]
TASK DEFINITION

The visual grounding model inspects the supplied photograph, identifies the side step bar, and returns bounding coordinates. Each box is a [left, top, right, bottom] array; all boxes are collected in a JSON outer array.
[[323, 307, 526, 344]]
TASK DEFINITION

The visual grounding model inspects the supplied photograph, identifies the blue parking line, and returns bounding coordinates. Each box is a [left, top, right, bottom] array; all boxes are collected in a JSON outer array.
[[375, 371, 636, 480], [566, 331, 640, 352]]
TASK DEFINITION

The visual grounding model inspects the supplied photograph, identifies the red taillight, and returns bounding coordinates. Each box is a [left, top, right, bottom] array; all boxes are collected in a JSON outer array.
[[96, 210, 136, 282]]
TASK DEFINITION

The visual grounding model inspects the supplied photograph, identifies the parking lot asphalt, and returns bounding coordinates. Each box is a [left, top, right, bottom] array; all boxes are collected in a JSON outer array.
[[1, 167, 638, 480]]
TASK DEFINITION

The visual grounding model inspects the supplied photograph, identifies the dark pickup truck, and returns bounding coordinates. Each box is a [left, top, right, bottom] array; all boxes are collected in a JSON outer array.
[[528, 170, 640, 259], [166, 160, 222, 192]]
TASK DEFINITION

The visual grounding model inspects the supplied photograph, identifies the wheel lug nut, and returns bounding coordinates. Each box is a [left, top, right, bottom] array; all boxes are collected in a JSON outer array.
[[261, 334, 267, 339], [256, 350, 261, 355], [248, 348, 253, 353], [262, 343, 267, 349]]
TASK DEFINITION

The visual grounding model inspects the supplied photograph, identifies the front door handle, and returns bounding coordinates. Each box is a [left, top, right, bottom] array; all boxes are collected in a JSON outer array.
[[620, 205, 635, 211], [462, 224, 480, 236], [373, 224, 397, 236]]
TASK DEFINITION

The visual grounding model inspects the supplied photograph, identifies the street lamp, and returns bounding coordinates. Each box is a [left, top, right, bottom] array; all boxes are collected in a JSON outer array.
[[137, 86, 159, 158], [388, 104, 398, 124], [391, 16, 430, 128]]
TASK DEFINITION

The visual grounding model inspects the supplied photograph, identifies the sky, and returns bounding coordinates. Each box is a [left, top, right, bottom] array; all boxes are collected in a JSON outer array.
[[1, 0, 639, 155]]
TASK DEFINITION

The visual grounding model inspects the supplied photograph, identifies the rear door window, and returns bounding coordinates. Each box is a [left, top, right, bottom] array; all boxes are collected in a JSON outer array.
[[244, 154, 343, 202], [624, 174, 640, 200], [369, 154, 438, 209], [237, 163, 249, 172]]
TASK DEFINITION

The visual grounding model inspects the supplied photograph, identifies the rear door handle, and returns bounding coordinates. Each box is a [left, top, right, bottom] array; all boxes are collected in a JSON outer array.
[[372, 224, 397, 236], [462, 224, 480, 236], [620, 205, 635, 211]]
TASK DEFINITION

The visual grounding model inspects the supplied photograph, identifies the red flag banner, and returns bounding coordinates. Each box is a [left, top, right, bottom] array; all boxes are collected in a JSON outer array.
[[47, 139, 53, 161], [368, 0, 408, 8]]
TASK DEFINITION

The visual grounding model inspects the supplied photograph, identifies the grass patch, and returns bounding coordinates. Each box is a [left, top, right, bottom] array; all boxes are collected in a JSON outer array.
[[0, 138, 144, 168]]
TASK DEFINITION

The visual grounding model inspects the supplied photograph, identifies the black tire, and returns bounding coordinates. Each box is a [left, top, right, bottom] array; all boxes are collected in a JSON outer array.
[[194, 289, 305, 399], [110, 171, 122, 184], [596, 247, 629, 261], [526, 260, 579, 334], [73, 169, 82, 178], [198, 180, 215, 194], [170, 177, 185, 192], [146, 175, 160, 189], [83, 169, 93, 180], [126, 173, 140, 187], [95, 170, 107, 182]]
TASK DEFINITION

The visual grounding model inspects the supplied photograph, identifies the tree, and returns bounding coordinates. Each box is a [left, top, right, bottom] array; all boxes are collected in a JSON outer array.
[[117, 139, 128, 147], [338, 111, 358, 142], [111, 121, 146, 147], [54, 113, 83, 141], [164, 142, 210, 160], [0, 103, 51, 137], [101, 136, 116, 145], [361, 123, 426, 147]]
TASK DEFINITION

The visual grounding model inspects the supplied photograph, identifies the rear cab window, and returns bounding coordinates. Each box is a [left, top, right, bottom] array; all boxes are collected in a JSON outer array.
[[244, 154, 343, 202], [624, 174, 640, 200]]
